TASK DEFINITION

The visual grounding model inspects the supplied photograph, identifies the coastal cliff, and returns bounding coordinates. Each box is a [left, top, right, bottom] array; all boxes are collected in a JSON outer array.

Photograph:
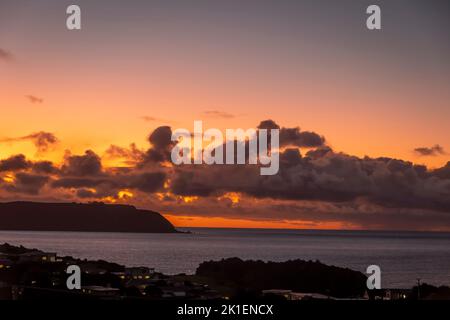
[[0, 201, 177, 233]]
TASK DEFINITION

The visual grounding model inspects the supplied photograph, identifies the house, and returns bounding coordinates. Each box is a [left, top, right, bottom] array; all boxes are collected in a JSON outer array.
[[262, 289, 333, 300], [262, 289, 292, 300], [368, 288, 410, 300], [18, 251, 57, 263], [125, 267, 154, 279], [289, 292, 333, 300], [161, 287, 187, 298], [81, 286, 120, 298], [0, 258, 13, 269], [125, 278, 157, 292], [78, 262, 107, 275]]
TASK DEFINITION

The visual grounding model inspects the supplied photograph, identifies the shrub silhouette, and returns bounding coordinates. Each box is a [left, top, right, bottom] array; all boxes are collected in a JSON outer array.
[[196, 257, 366, 298]]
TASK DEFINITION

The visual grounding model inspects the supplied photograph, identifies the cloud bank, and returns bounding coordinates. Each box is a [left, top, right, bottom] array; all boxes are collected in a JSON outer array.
[[0, 120, 449, 231]]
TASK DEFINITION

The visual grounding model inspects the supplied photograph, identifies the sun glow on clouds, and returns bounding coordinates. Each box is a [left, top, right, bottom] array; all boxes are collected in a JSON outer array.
[[101, 196, 117, 204], [95, 190, 134, 203], [182, 196, 198, 203], [118, 189, 134, 199], [218, 192, 240, 204], [2, 174, 15, 183]]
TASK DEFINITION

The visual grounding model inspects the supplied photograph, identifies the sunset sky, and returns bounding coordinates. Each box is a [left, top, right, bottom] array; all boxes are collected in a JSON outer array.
[[1, 0, 449, 230]]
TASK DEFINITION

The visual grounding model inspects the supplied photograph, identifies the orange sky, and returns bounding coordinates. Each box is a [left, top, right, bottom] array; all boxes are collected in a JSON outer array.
[[164, 214, 351, 230]]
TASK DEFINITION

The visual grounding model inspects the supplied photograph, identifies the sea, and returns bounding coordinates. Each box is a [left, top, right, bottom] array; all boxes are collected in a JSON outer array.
[[1, 228, 449, 289]]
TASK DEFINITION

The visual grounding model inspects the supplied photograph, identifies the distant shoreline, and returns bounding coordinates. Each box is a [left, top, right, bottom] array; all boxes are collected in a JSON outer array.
[[177, 226, 450, 235], [0, 201, 177, 233]]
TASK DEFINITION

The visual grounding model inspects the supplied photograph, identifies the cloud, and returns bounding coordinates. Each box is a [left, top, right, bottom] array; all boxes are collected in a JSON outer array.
[[61, 150, 103, 176], [104, 143, 144, 165], [140, 126, 175, 165], [141, 116, 172, 123], [51, 177, 108, 189], [432, 161, 450, 179], [127, 172, 166, 193], [414, 144, 446, 156], [4, 173, 49, 195], [76, 188, 97, 198], [0, 154, 30, 172], [305, 146, 333, 159], [24, 132, 58, 152], [51, 148, 165, 195], [168, 145, 450, 213], [258, 120, 326, 147], [32, 161, 59, 174], [25, 95, 44, 104], [0, 132, 58, 153], [257, 120, 280, 130], [203, 110, 236, 119], [141, 116, 159, 122], [149, 126, 173, 150], [49, 169, 165, 201], [280, 128, 325, 148], [0, 48, 13, 62]]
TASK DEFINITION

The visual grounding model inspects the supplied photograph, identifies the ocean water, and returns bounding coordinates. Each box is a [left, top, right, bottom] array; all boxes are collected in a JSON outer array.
[[1, 228, 450, 289]]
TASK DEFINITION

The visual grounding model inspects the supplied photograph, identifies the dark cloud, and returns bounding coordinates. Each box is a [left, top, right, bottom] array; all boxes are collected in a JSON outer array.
[[0, 150, 165, 199], [0, 154, 30, 172], [144, 120, 449, 216], [143, 148, 167, 163], [32, 161, 58, 174], [0, 131, 58, 153], [127, 172, 166, 193], [62, 150, 102, 176], [140, 126, 175, 165], [51, 169, 165, 195], [257, 120, 325, 148], [25, 95, 44, 104], [306, 146, 333, 159], [51, 177, 108, 189], [257, 120, 280, 130], [0, 48, 13, 61], [168, 148, 450, 213], [280, 127, 325, 148], [280, 148, 303, 167], [170, 169, 217, 197], [203, 110, 236, 119], [149, 126, 173, 150], [23, 132, 58, 152], [432, 161, 450, 179], [414, 144, 446, 156], [5, 173, 49, 195]]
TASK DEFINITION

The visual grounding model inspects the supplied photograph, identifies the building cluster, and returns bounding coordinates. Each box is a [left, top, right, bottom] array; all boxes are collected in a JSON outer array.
[[0, 243, 220, 300], [262, 288, 412, 300], [1, 243, 428, 301]]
